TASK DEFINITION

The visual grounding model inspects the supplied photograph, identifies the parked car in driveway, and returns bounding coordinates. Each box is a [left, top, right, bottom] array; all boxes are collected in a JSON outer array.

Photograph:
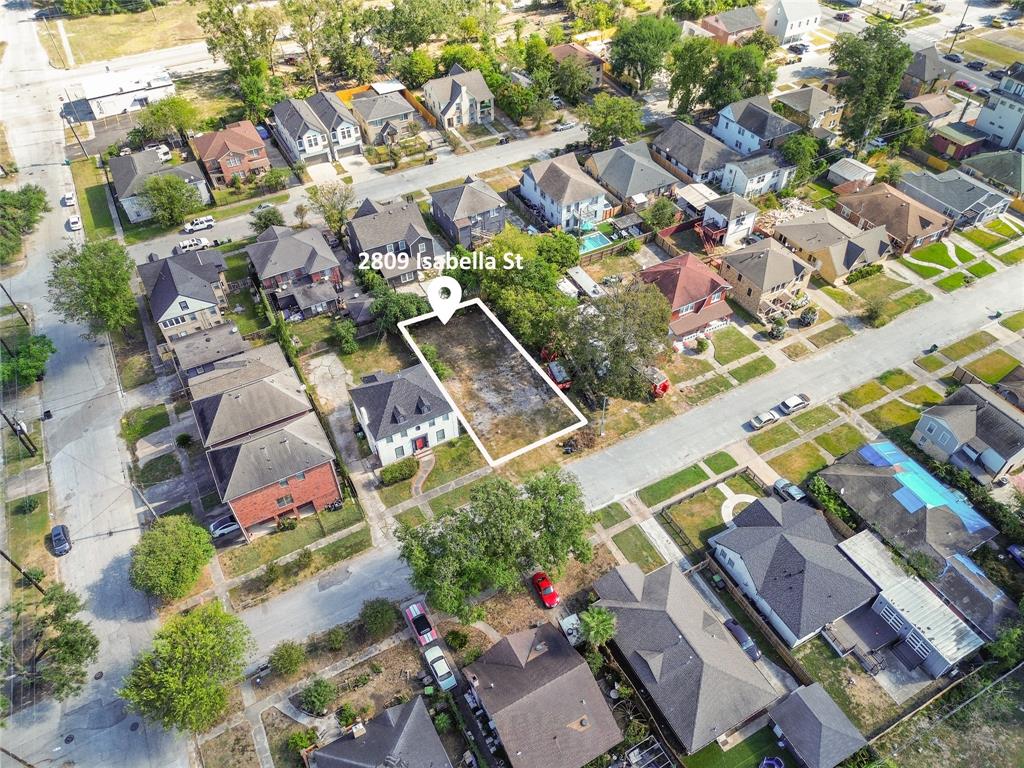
[[208, 514, 240, 539], [424, 645, 457, 691], [404, 601, 439, 646], [68, 215, 82, 231], [321, 229, 340, 248], [50, 524, 72, 556], [554, 121, 577, 132], [531, 571, 560, 608], [779, 394, 811, 414], [749, 411, 778, 431], [773, 478, 807, 503], [724, 618, 761, 661]]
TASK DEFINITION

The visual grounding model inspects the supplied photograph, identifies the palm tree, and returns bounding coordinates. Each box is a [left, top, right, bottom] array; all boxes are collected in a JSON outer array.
[[580, 606, 617, 647]]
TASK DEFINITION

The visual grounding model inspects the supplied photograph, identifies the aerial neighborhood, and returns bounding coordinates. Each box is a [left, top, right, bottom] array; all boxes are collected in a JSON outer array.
[[4, 0, 1024, 767]]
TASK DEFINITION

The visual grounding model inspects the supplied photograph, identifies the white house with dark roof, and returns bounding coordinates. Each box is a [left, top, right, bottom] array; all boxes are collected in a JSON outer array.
[[764, 0, 821, 44], [896, 169, 1011, 229], [349, 365, 458, 465], [137, 250, 227, 344], [721, 151, 796, 198], [583, 140, 679, 206], [769, 684, 866, 768], [974, 62, 1024, 149], [710, 497, 878, 648], [270, 93, 361, 164], [651, 120, 741, 185], [702, 193, 757, 246], [519, 153, 611, 230], [421, 64, 494, 128], [712, 95, 801, 156], [345, 199, 434, 286], [107, 150, 211, 224], [430, 176, 508, 247]]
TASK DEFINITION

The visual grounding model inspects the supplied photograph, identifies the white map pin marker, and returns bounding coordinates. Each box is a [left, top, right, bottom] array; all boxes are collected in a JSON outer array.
[[426, 276, 462, 324]]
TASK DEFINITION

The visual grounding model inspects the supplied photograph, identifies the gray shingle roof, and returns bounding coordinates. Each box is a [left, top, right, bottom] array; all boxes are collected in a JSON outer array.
[[706, 192, 757, 220], [207, 411, 334, 501], [933, 554, 1020, 640], [898, 169, 1010, 217], [346, 199, 431, 257], [523, 153, 607, 205], [594, 563, 778, 753], [773, 86, 839, 118], [138, 250, 225, 320], [351, 92, 416, 123], [272, 94, 357, 140], [187, 343, 289, 400], [731, 149, 794, 176], [192, 368, 310, 447], [928, 384, 1024, 462], [422, 65, 494, 113], [774, 209, 890, 279], [246, 226, 340, 281], [769, 684, 866, 768], [653, 121, 740, 176], [708, 5, 762, 32], [586, 141, 678, 199], [431, 177, 506, 225], [711, 498, 877, 641], [724, 95, 801, 142], [349, 364, 451, 442], [311, 696, 453, 768], [464, 624, 621, 768], [171, 324, 250, 372], [962, 150, 1024, 194], [108, 150, 207, 198], [906, 46, 955, 85], [724, 238, 811, 289]]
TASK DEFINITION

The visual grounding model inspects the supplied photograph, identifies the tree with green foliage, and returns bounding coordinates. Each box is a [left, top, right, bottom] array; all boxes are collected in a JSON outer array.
[[250, 206, 285, 234], [282, 0, 334, 92], [300, 678, 336, 715], [640, 197, 678, 231], [546, 23, 566, 46], [331, 319, 359, 354], [609, 16, 679, 91], [397, 470, 594, 621], [830, 22, 913, 144], [498, 81, 538, 123], [269, 640, 307, 677], [260, 167, 292, 193], [139, 175, 203, 228], [524, 34, 555, 75], [129, 516, 214, 601], [381, 0, 451, 52], [0, 334, 56, 386], [371, 290, 430, 334], [236, 58, 288, 122], [780, 132, 825, 186], [0, 184, 49, 266], [880, 107, 928, 153], [580, 606, 617, 647], [47, 240, 136, 339], [580, 93, 644, 150], [668, 36, 717, 115], [138, 96, 200, 139], [120, 601, 253, 732], [1, 584, 100, 702], [536, 230, 581, 270], [196, 0, 283, 73], [287, 728, 319, 755], [703, 43, 776, 111], [745, 27, 778, 58], [555, 55, 593, 106], [307, 182, 356, 233], [988, 622, 1024, 666], [420, 343, 452, 380], [394, 49, 436, 89], [360, 598, 400, 639]]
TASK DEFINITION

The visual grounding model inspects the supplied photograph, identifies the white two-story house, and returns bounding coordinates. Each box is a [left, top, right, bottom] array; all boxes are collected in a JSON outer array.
[[349, 365, 460, 466], [721, 152, 796, 199], [271, 92, 361, 165], [973, 62, 1024, 150], [711, 95, 801, 156], [421, 64, 494, 129], [519, 153, 612, 230], [764, 0, 821, 44]]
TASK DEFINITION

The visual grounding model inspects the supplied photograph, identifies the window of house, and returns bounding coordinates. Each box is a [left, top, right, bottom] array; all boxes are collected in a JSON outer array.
[[711, 291, 722, 302], [925, 423, 935, 435], [276, 494, 294, 508], [399, 240, 407, 250], [395, 446, 405, 458], [386, 243, 395, 253], [209, 307, 218, 315], [681, 302, 695, 313], [179, 300, 188, 310], [279, 479, 288, 487], [417, 242, 426, 254], [295, 471, 305, 481], [436, 429, 445, 441], [747, 287, 752, 297], [226, 156, 242, 167], [401, 271, 415, 283]]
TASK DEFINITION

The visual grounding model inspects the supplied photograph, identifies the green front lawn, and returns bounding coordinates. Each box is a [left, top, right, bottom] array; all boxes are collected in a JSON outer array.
[[749, 422, 799, 455], [863, 400, 921, 437], [849, 272, 910, 303], [685, 727, 791, 768], [597, 502, 630, 528], [808, 322, 854, 348], [725, 472, 762, 497], [638, 464, 709, 507], [6, 492, 53, 600], [711, 326, 758, 365], [876, 288, 932, 325], [663, 354, 714, 384], [966, 261, 996, 278], [120, 404, 170, 448], [704, 451, 738, 475], [821, 284, 860, 311], [841, 381, 888, 409], [915, 354, 946, 372], [902, 385, 945, 406], [985, 219, 1019, 238], [940, 331, 996, 360], [962, 227, 1006, 251], [666, 486, 727, 548], [680, 374, 734, 405], [910, 242, 956, 268], [729, 355, 775, 383], [395, 508, 426, 529], [768, 442, 828, 483], [1001, 311, 1024, 333], [877, 368, 915, 391], [782, 341, 811, 360], [995, 246, 1024, 265], [378, 436, 487, 508], [340, 336, 418, 382], [899, 258, 943, 278], [611, 525, 665, 573], [69, 159, 116, 240], [429, 477, 486, 517], [953, 245, 975, 264], [136, 453, 182, 487], [935, 272, 968, 292], [965, 350, 1020, 384], [815, 425, 867, 458], [792, 405, 838, 432]]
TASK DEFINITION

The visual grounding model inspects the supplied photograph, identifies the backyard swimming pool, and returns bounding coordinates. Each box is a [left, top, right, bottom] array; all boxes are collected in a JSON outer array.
[[579, 231, 612, 253]]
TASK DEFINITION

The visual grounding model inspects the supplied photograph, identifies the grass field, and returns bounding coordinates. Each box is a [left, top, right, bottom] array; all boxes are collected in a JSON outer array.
[[915, 354, 946, 372], [638, 464, 709, 507], [792, 405, 838, 432], [611, 526, 665, 572], [900, 257, 943, 278], [729, 355, 775, 383], [711, 326, 758, 365], [875, 288, 932, 325], [849, 272, 910, 303], [120, 404, 169, 450], [953, 245, 975, 263], [808, 322, 854, 348], [680, 374, 734, 405], [3, 420, 43, 478], [597, 502, 629, 528], [768, 442, 828, 483], [69, 159, 116, 240], [685, 727, 791, 768], [962, 226, 1007, 251], [996, 245, 1024, 265], [429, 477, 486, 517], [902, 385, 945, 406], [666, 486, 727, 549], [877, 368, 915, 391], [704, 451, 738, 475], [61, 2, 203, 65], [841, 380, 888, 409], [821, 284, 860, 311], [940, 331, 996, 360], [958, 36, 1024, 68], [910, 241, 956, 268], [663, 353, 714, 384], [815, 425, 866, 458], [935, 272, 969, 292], [136, 453, 181, 487], [782, 341, 812, 360], [111, 309, 157, 391], [863, 400, 921, 437], [967, 261, 997, 278], [1001, 311, 1024, 332], [749, 422, 799, 454], [395, 508, 426, 529], [6, 492, 53, 601], [965, 349, 1020, 384]]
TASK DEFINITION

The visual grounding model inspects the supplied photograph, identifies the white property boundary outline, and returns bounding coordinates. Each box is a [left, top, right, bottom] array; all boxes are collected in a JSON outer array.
[[397, 297, 588, 467]]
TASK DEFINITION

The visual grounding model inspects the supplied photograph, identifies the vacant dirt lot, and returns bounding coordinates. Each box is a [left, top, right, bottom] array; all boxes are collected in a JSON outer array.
[[409, 304, 580, 459]]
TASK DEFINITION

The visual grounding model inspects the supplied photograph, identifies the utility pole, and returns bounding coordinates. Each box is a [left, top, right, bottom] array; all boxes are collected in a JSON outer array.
[[1, 409, 38, 456], [0, 282, 30, 326], [41, 16, 68, 70], [62, 89, 89, 158], [0, 549, 46, 596], [948, 0, 972, 54]]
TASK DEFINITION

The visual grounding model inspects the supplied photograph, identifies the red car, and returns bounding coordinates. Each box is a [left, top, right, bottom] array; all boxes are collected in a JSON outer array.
[[403, 601, 439, 646], [955, 80, 977, 92], [532, 571, 560, 608]]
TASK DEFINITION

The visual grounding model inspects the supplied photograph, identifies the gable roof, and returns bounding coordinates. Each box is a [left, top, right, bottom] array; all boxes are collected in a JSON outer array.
[[706, 192, 757, 220], [906, 46, 955, 84], [523, 153, 607, 205], [774, 209, 890, 278], [192, 368, 311, 447], [138, 250, 226, 320], [272, 94, 356, 141], [308, 91, 357, 131], [311, 696, 453, 768], [722, 95, 801, 142], [586, 141, 678, 198], [346, 199, 432, 267], [464, 624, 620, 768], [706, 5, 761, 32], [828, 157, 876, 184], [422, 65, 494, 114], [108, 150, 207, 198], [431, 176, 506, 225], [187, 343, 290, 400], [774, 86, 839, 117], [653, 121, 740, 176], [171, 324, 251, 373], [711, 498, 877, 640], [549, 43, 603, 68], [351, 91, 415, 123], [769, 684, 866, 768], [594, 563, 778, 752], [899, 169, 1010, 215], [207, 411, 334, 501], [905, 92, 955, 119], [927, 383, 1024, 460], [934, 553, 1020, 640], [639, 253, 730, 310], [836, 183, 950, 244], [773, 0, 820, 20], [192, 120, 264, 163], [349, 364, 451, 442], [961, 150, 1024, 194], [817, 441, 998, 566], [246, 225, 340, 281], [723, 238, 811, 289], [729, 149, 794, 177]]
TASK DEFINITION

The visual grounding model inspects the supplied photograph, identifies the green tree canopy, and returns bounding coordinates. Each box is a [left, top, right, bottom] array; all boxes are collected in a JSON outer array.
[[880, 107, 928, 153], [139, 174, 203, 228], [668, 36, 717, 115], [640, 196, 679, 231], [397, 470, 594, 621], [129, 516, 215, 601], [47, 239, 136, 339], [580, 606, 617, 646], [524, 34, 555, 75], [609, 16, 679, 91], [307, 182, 356, 233], [394, 50, 437, 89], [196, 0, 283, 73], [703, 43, 776, 111], [371, 289, 430, 334], [138, 96, 200, 138], [282, 0, 335, 91], [0, 184, 49, 265], [120, 601, 253, 732], [0, 334, 56, 386], [580, 93, 644, 150], [250, 205, 285, 234], [555, 55, 593, 106], [780, 132, 825, 186], [269, 640, 307, 677]]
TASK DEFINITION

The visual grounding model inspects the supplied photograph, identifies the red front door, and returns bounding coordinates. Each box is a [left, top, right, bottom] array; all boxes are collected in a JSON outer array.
[[414, 436, 427, 451]]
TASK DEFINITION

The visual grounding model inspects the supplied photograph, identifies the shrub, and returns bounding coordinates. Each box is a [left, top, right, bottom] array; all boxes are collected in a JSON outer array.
[[325, 625, 348, 652], [15, 496, 39, 515], [287, 728, 318, 754], [337, 701, 361, 726], [906, 551, 940, 581], [695, 336, 709, 354], [807, 476, 858, 526], [263, 561, 283, 584], [433, 712, 453, 732], [799, 307, 818, 327], [175, 433, 193, 449], [845, 263, 883, 284], [269, 640, 306, 677], [585, 648, 604, 676], [277, 516, 298, 532], [22, 566, 45, 587], [445, 629, 469, 651], [360, 598, 399, 640], [463, 647, 483, 664], [421, 343, 452, 380], [380, 457, 418, 486], [295, 548, 314, 571], [623, 719, 649, 746], [332, 319, 359, 354], [301, 677, 337, 715], [768, 317, 786, 339]]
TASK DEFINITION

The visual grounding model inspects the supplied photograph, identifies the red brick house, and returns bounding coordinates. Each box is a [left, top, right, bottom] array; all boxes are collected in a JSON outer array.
[[193, 120, 271, 188], [638, 253, 732, 340]]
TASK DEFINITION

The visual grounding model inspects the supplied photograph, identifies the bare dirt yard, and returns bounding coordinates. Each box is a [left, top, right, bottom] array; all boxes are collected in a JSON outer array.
[[408, 304, 581, 460]]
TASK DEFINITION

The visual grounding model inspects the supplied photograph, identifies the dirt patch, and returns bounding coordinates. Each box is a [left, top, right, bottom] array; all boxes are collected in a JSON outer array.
[[262, 706, 308, 768], [408, 304, 581, 459], [322, 643, 424, 719], [436, 621, 496, 667], [200, 722, 259, 768]]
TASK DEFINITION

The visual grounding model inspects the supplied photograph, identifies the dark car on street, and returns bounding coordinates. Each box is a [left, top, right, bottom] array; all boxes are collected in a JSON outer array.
[[835, 11, 851, 21], [724, 618, 761, 661], [967, 60, 986, 70], [944, 52, 964, 63], [50, 524, 72, 556], [988, 69, 1008, 79]]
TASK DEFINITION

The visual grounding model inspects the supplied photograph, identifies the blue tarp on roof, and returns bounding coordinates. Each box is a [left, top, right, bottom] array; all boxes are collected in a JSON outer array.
[[893, 485, 926, 513]]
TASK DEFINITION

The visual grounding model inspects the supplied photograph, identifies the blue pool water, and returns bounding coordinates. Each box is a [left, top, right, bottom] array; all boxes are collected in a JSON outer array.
[[579, 232, 612, 253]]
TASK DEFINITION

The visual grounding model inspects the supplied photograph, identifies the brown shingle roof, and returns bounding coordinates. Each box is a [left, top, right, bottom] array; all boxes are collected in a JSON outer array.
[[193, 120, 264, 162], [836, 183, 950, 246]]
